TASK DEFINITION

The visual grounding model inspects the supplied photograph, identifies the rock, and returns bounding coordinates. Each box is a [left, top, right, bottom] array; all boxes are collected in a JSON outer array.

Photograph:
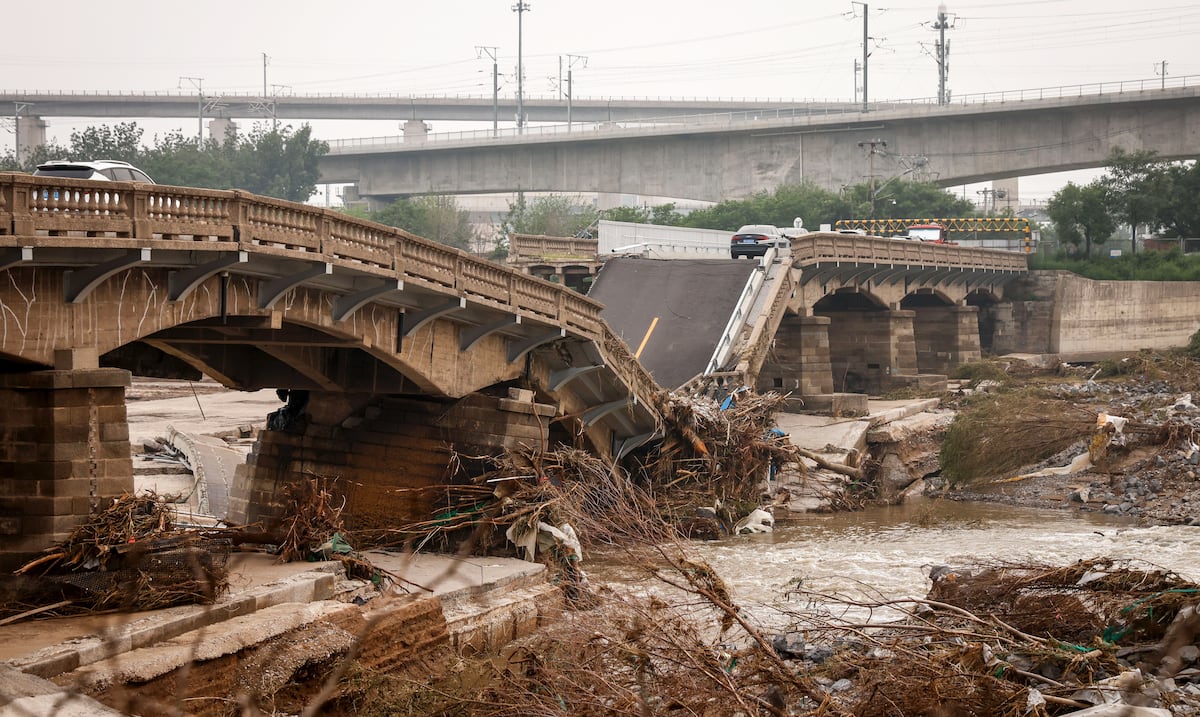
[[803, 645, 834, 663], [1069, 488, 1091, 503], [829, 678, 853, 693], [770, 632, 805, 658]]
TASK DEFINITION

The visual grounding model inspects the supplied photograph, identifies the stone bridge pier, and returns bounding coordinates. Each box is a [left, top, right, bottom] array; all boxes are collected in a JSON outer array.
[[0, 350, 133, 571]]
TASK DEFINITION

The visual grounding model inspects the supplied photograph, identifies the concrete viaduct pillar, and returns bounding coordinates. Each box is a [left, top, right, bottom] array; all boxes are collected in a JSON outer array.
[[15, 114, 47, 165], [0, 351, 133, 572], [911, 304, 982, 376]]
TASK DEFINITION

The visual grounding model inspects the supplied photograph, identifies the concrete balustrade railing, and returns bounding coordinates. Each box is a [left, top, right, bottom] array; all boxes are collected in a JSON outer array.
[[793, 233, 1029, 273], [0, 173, 662, 406], [509, 233, 599, 260]]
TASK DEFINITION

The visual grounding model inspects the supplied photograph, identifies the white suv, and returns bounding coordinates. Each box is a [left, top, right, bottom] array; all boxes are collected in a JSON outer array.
[[33, 160, 155, 183]]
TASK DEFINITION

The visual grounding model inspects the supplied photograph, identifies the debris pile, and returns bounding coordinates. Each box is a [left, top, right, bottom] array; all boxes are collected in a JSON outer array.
[[765, 558, 1200, 716], [937, 351, 1200, 524], [7, 493, 229, 618], [376, 389, 803, 562], [275, 476, 389, 584]]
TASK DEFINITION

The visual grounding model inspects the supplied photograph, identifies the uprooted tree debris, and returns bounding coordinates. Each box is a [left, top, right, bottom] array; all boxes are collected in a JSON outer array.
[[317, 553, 1200, 717], [371, 390, 807, 559], [5, 492, 230, 619]]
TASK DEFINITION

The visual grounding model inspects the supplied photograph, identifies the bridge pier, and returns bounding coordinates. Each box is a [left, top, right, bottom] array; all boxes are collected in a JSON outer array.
[[757, 315, 834, 397], [821, 309, 920, 395], [0, 353, 132, 572], [229, 390, 556, 537], [912, 305, 982, 375]]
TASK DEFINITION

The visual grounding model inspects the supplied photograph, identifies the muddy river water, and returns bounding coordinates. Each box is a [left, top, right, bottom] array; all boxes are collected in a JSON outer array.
[[592, 498, 1200, 629]]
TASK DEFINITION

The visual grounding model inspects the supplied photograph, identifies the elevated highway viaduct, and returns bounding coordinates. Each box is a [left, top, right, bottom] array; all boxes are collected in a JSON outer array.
[[317, 85, 1200, 203]]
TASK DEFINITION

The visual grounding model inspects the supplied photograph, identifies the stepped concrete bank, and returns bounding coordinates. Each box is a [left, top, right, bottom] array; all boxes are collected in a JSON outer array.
[[0, 552, 558, 715], [996, 271, 1200, 361]]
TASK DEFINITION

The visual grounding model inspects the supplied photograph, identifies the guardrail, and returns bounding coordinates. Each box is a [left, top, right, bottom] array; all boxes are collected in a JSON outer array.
[[0, 172, 661, 408], [705, 248, 778, 375]]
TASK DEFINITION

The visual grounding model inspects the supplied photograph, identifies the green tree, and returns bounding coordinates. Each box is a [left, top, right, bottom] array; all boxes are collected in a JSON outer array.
[[1155, 162, 1200, 238], [0, 140, 71, 172], [601, 205, 650, 224], [140, 130, 231, 188], [371, 195, 477, 250], [502, 193, 598, 238], [1046, 181, 1115, 256], [226, 125, 327, 202], [6, 120, 328, 202], [1102, 147, 1168, 255], [67, 123, 145, 164]]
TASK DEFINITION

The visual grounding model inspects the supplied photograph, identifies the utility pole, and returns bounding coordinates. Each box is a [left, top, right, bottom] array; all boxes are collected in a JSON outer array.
[[512, 2, 531, 132], [477, 46, 500, 137], [1156, 60, 1169, 89], [851, 2, 869, 112], [565, 54, 587, 129], [853, 59, 861, 104], [933, 5, 954, 104], [13, 102, 31, 167], [179, 76, 204, 146], [857, 138, 887, 216]]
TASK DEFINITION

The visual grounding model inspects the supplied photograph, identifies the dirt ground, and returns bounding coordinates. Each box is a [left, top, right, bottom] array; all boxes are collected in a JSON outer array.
[[927, 352, 1200, 527]]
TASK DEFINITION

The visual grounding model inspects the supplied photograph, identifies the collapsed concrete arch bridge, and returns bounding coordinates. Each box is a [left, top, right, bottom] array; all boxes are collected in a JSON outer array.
[[0, 174, 661, 570]]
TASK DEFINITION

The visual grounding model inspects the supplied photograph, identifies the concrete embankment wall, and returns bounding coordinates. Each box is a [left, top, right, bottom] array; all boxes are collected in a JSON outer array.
[[999, 271, 1200, 360]]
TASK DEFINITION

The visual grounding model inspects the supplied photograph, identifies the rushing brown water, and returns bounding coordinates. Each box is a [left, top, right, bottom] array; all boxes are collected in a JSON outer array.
[[591, 498, 1200, 629]]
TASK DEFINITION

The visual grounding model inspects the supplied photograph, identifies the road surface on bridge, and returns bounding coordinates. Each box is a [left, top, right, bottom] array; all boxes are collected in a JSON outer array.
[[589, 257, 757, 390]]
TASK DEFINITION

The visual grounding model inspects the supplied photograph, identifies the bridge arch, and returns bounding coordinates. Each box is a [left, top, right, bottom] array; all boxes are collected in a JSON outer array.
[[901, 289, 982, 376], [810, 289, 912, 394], [1, 267, 527, 397]]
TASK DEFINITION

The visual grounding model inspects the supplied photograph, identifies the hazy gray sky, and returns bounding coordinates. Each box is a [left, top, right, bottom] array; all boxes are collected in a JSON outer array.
[[2, 0, 1196, 200]]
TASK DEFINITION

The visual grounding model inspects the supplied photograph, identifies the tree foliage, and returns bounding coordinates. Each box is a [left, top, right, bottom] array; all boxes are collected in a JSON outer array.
[[671, 180, 973, 232], [367, 195, 477, 250], [1, 121, 328, 203], [1045, 181, 1115, 256], [502, 193, 598, 238], [1101, 148, 1169, 254], [1156, 162, 1200, 239]]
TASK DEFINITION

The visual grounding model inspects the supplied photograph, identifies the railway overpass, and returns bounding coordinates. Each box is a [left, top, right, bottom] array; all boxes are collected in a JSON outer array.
[[317, 83, 1200, 203], [0, 91, 835, 123]]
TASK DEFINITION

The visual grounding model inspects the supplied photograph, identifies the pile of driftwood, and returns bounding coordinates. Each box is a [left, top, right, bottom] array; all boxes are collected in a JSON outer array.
[[7, 493, 230, 619], [322, 555, 1200, 716], [377, 390, 803, 559], [650, 390, 802, 506]]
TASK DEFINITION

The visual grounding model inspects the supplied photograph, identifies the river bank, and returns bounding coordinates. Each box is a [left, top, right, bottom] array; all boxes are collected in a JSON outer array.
[[920, 352, 1200, 528]]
